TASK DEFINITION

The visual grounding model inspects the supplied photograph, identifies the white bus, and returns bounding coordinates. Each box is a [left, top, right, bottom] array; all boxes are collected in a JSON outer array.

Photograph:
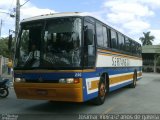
[[12, 12, 142, 105]]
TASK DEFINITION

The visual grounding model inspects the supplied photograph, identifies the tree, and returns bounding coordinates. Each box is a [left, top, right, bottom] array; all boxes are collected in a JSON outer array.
[[139, 31, 155, 46], [0, 37, 10, 58]]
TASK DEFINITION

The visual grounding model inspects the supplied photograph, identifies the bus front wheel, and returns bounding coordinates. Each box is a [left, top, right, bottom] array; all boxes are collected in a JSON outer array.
[[92, 77, 107, 105]]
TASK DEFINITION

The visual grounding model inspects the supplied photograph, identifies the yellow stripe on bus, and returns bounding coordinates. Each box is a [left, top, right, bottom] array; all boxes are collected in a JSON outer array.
[[89, 80, 99, 90], [110, 74, 133, 85]]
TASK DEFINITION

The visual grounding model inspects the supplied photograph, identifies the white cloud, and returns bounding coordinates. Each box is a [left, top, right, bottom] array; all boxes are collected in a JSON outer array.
[[139, 0, 160, 8], [104, 0, 160, 8], [104, 0, 154, 28], [100, 0, 160, 44], [123, 20, 150, 33], [105, 2, 154, 17], [106, 13, 135, 24]]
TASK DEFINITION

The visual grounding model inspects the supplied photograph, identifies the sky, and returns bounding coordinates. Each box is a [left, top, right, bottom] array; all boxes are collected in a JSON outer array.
[[0, 0, 160, 45]]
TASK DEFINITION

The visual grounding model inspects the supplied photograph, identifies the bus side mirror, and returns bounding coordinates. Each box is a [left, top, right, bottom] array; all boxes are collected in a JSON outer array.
[[85, 29, 93, 45], [8, 34, 12, 51]]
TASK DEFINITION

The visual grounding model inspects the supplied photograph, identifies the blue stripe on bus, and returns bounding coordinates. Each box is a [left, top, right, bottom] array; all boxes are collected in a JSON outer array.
[[14, 67, 142, 80], [14, 72, 76, 80]]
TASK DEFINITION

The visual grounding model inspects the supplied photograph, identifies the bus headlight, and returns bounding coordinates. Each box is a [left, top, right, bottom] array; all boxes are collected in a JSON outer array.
[[14, 78, 26, 82], [59, 78, 66, 83], [59, 78, 80, 84], [66, 78, 74, 83], [15, 78, 21, 82]]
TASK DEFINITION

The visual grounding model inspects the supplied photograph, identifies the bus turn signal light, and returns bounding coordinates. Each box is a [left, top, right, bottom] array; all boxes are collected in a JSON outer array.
[[74, 78, 80, 84]]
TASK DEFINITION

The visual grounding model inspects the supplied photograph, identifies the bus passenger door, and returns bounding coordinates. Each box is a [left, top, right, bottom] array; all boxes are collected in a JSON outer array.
[[83, 21, 96, 68]]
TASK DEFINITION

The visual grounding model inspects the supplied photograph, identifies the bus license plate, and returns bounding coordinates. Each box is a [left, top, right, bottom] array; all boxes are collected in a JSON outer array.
[[36, 89, 48, 95]]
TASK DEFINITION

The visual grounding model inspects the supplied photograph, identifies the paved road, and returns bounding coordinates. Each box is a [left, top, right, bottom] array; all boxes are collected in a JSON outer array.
[[0, 73, 160, 120]]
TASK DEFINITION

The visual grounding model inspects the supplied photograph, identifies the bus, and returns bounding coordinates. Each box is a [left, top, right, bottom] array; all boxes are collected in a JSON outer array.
[[12, 12, 142, 105]]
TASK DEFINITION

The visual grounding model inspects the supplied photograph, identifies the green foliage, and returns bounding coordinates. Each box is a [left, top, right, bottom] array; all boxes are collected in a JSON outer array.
[[139, 31, 155, 46], [0, 37, 10, 57]]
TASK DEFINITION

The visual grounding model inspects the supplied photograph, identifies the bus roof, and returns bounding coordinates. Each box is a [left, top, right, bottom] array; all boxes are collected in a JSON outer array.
[[21, 12, 86, 23]]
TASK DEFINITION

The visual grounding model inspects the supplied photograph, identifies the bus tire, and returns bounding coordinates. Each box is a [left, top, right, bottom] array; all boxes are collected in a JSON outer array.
[[92, 77, 107, 105], [130, 72, 137, 88]]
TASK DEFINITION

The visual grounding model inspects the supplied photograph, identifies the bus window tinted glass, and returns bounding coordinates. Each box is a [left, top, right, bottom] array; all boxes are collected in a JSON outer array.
[[96, 23, 103, 47], [111, 30, 118, 48], [125, 37, 130, 52], [103, 26, 108, 48], [118, 33, 125, 50], [132, 41, 136, 54]]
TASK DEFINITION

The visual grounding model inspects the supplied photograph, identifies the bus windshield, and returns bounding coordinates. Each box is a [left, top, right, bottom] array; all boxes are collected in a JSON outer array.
[[15, 17, 82, 69]]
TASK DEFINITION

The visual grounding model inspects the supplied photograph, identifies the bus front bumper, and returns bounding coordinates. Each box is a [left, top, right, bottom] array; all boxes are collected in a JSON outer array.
[[14, 82, 83, 102]]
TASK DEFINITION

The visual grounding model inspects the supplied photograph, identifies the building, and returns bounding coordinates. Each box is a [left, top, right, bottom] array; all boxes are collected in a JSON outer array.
[[142, 45, 160, 72]]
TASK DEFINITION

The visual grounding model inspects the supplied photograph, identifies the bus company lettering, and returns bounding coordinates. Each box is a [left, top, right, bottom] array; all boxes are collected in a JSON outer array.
[[112, 57, 129, 66]]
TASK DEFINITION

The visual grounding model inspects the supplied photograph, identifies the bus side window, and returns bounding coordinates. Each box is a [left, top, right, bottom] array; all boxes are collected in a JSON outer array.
[[110, 29, 118, 49], [125, 37, 130, 52], [96, 22, 103, 47], [132, 41, 136, 55], [84, 21, 96, 67], [103, 26, 108, 48], [96, 22, 108, 48], [107, 29, 111, 48], [129, 39, 132, 53], [118, 33, 125, 50]]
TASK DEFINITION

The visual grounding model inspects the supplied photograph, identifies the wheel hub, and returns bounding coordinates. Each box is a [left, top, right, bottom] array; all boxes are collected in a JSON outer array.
[[100, 83, 105, 97]]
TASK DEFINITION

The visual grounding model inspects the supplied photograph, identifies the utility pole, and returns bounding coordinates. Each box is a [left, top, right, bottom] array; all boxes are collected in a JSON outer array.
[[15, 0, 20, 39]]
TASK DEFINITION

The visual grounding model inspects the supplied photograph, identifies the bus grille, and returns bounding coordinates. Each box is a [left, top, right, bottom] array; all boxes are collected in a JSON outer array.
[[25, 79, 59, 83]]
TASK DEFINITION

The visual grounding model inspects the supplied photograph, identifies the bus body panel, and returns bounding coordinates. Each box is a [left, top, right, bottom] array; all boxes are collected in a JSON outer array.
[[82, 72, 99, 101]]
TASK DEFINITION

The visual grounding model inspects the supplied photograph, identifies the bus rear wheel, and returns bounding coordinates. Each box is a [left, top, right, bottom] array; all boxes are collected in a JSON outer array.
[[92, 77, 107, 105], [130, 72, 137, 88]]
